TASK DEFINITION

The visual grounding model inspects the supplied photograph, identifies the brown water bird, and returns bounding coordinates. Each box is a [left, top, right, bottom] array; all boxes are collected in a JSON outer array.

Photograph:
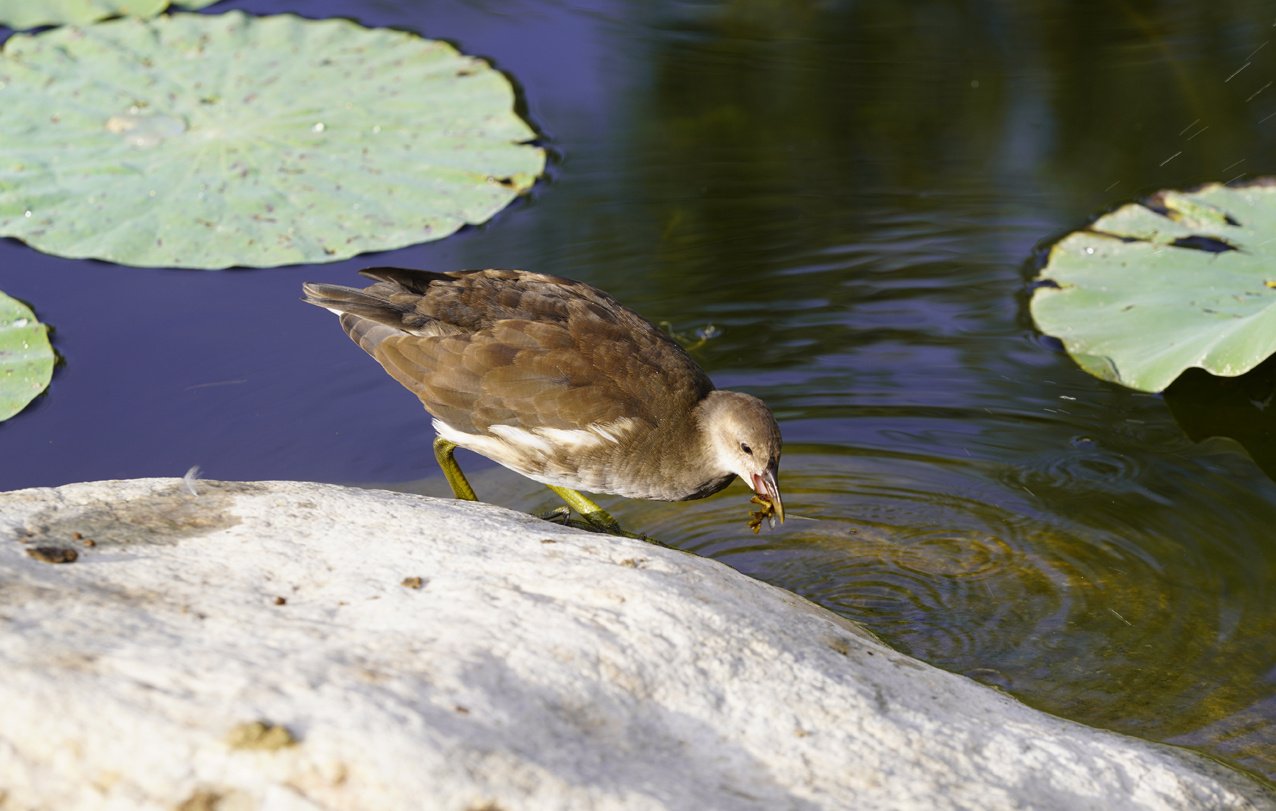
[[302, 267, 783, 538]]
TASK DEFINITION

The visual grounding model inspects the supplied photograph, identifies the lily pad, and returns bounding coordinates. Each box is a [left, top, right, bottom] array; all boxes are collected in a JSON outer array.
[[0, 12, 545, 268], [0, 291, 54, 421], [1030, 179, 1276, 392], [0, 0, 167, 30]]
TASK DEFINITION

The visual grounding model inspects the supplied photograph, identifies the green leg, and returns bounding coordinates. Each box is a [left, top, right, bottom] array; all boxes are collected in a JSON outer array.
[[433, 437, 478, 501], [546, 485, 646, 540]]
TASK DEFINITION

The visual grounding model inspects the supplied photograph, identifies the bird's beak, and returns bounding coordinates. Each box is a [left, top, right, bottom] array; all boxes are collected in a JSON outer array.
[[751, 466, 785, 526]]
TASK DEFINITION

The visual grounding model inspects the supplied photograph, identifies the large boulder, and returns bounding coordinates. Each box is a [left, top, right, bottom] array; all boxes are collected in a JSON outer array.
[[0, 479, 1271, 810]]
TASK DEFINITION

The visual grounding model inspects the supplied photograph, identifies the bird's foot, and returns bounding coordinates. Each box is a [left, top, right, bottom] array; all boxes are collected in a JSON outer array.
[[536, 506, 573, 525], [538, 508, 648, 540], [574, 510, 645, 540], [540, 485, 662, 544], [535, 507, 675, 548]]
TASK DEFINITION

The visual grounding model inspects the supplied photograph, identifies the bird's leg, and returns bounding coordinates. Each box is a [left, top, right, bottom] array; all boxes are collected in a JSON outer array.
[[434, 438, 650, 541], [545, 485, 646, 540], [433, 437, 478, 501]]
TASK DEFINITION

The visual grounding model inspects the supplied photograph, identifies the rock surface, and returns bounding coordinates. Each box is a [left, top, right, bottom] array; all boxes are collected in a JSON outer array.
[[0, 478, 1271, 811]]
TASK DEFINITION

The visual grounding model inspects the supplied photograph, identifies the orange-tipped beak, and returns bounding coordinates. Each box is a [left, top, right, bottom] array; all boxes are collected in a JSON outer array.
[[751, 467, 785, 527]]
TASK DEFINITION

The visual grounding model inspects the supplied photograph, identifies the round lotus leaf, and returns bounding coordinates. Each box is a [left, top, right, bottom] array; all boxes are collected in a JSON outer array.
[[0, 0, 167, 30], [1030, 179, 1276, 393], [0, 12, 545, 269], [0, 291, 54, 422]]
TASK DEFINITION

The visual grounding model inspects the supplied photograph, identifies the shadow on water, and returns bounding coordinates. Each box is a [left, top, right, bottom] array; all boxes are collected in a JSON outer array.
[[1166, 355, 1276, 482], [3, 0, 1276, 784]]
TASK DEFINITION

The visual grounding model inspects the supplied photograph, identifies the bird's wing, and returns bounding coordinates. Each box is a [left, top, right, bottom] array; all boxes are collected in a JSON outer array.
[[373, 314, 711, 436], [308, 268, 715, 436], [381, 271, 713, 434]]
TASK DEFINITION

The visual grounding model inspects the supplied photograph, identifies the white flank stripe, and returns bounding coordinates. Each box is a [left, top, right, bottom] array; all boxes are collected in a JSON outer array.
[[489, 424, 557, 455], [435, 417, 636, 461], [589, 418, 635, 445], [433, 420, 513, 463]]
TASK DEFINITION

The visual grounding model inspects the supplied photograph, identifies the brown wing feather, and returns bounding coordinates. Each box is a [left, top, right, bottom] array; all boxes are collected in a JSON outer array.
[[308, 268, 715, 437]]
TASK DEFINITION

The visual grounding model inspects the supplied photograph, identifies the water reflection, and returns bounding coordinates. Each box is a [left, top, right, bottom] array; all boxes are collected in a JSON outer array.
[[1166, 355, 1276, 481], [595, 1, 1276, 781]]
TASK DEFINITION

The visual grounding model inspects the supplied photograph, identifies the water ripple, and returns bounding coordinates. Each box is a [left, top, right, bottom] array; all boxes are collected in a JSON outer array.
[[672, 447, 1276, 771], [1002, 445, 1145, 495]]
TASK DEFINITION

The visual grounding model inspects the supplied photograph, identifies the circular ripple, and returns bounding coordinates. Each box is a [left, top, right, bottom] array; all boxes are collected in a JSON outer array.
[[692, 490, 1070, 666], [1003, 446, 1144, 495], [678, 455, 1225, 699], [887, 527, 1014, 580]]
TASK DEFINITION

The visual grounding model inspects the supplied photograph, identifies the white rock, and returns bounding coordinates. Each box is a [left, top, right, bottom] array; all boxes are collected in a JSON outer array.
[[0, 479, 1270, 811]]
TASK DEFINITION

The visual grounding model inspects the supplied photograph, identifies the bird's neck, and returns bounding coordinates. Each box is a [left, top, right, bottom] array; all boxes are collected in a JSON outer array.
[[604, 391, 739, 502], [667, 391, 739, 500]]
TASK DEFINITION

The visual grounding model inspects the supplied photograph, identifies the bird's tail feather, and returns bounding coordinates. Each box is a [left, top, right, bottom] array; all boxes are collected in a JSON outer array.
[[339, 313, 402, 356], [301, 282, 416, 354], [358, 266, 454, 294], [301, 282, 399, 321]]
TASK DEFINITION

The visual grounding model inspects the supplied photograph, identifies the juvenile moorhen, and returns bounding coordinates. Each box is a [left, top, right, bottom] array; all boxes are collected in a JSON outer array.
[[302, 267, 783, 538]]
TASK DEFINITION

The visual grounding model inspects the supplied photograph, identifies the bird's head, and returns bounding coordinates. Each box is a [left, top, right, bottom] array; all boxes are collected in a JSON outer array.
[[700, 390, 784, 525]]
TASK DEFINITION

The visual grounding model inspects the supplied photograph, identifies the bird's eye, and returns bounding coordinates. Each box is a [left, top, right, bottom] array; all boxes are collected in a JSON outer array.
[[741, 442, 753, 455]]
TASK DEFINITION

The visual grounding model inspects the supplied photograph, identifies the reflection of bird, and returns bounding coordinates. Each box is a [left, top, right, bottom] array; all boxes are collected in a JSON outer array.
[[302, 267, 784, 537]]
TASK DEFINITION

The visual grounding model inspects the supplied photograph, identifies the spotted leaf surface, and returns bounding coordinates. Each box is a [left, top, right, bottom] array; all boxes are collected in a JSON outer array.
[[0, 12, 545, 268], [0, 291, 53, 422], [0, 0, 167, 30], [1030, 180, 1276, 392]]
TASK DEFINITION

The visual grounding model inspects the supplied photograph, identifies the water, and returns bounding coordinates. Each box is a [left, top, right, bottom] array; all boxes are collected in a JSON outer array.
[[3, 0, 1276, 783]]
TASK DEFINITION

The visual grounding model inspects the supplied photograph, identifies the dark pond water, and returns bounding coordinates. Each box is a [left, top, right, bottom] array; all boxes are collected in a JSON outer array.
[[3, 0, 1276, 785]]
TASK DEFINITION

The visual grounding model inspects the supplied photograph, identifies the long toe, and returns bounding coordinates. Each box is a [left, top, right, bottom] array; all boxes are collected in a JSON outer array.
[[535, 506, 573, 525]]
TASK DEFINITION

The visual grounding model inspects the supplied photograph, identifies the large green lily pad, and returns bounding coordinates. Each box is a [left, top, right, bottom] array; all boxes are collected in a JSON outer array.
[[0, 12, 545, 268], [0, 0, 226, 30], [1030, 179, 1276, 392], [0, 291, 54, 421], [0, 0, 167, 30]]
